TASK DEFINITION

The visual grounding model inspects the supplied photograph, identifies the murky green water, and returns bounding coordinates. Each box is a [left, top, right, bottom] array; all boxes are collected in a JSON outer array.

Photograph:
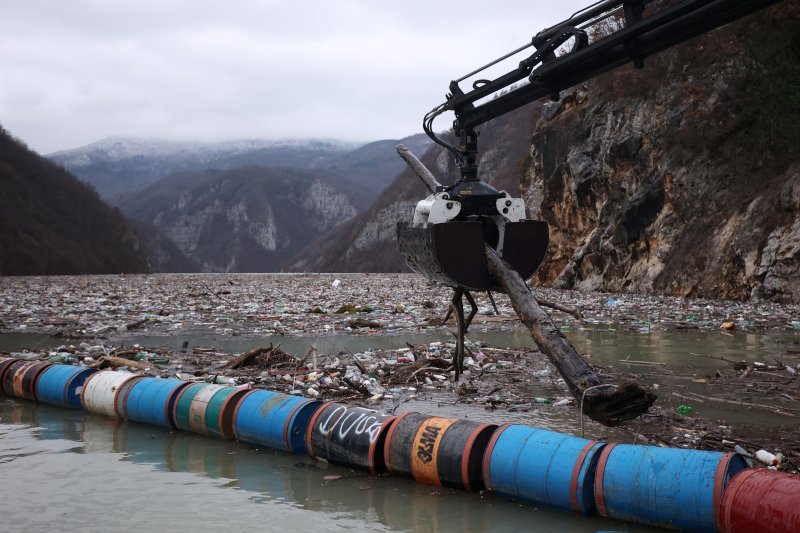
[[0, 400, 657, 532]]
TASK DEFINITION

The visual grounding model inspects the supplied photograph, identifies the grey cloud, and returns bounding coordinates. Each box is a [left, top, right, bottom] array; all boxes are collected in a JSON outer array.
[[0, 1, 588, 153]]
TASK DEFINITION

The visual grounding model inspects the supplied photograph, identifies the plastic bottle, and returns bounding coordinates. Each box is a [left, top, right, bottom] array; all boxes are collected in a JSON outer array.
[[755, 449, 780, 466]]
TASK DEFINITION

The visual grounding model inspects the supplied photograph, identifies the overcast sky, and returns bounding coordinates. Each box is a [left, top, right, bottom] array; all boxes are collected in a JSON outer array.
[[1, 1, 588, 154]]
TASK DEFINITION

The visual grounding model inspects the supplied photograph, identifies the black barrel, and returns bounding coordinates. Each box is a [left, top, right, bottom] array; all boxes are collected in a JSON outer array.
[[384, 412, 496, 491], [0, 358, 22, 396], [2, 360, 52, 400], [305, 401, 397, 475]]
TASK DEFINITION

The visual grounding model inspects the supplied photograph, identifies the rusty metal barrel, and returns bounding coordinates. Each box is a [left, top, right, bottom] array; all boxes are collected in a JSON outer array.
[[306, 402, 397, 475], [0, 358, 22, 395], [718, 468, 800, 533], [232, 389, 322, 453], [483, 424, 606, 515], [1, 360, 52, 400], [36, 365, 97, 409], [594, 443, 746, 532], [81, 370, 143, 418], [119, 377, 191, 429], [172, 383, 249, 439], [383, 412, 496, 491]]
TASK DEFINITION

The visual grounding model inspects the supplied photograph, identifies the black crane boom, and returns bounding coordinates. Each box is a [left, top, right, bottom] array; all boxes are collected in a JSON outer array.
[[424, 0, 784, 182]]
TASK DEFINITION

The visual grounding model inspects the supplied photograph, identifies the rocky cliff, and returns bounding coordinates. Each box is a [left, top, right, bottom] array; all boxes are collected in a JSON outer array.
[[290, 3, 799, 303], [524, 4, 800, 302], [122, 166, 367, 272]]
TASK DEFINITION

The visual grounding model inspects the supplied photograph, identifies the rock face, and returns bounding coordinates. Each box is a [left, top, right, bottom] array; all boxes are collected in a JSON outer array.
[[523, 5, 800, 302], [122, 166, 364, 272]]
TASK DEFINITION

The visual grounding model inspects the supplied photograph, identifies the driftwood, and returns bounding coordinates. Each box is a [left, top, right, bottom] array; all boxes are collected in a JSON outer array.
[[485, 247, 656, 426], [219, 346, 269, 370], [535, 296, 583, 321], [396, 144, 442, 193], [99, 356, 152, 371]]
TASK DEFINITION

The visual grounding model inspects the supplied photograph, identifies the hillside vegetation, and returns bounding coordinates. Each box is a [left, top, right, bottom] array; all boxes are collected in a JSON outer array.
[[0, 127, 148, 275]]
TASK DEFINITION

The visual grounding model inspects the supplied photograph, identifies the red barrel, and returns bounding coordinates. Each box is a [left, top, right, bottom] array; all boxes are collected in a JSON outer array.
[[305, 402, 397, 475], [1, 360, 52, 400], [383, 412, 496, 491], [718, 468, 800, 533]]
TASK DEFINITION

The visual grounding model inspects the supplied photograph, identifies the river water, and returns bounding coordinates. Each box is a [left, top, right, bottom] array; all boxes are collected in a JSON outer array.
[[1, 326, 798, 531], [0, 400, 658, 532]]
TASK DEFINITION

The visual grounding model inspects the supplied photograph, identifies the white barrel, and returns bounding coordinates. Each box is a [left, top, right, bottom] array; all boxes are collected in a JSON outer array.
[[80, 370, 138, 418], [187, 384, 229, 434]]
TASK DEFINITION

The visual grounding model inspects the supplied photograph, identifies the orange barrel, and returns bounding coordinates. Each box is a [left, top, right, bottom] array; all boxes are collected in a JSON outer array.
[[383, 412, 496, 491], [0, 358, 22, 395], [81, 370, 143, 418], [305, 402, 397, 475], [172, 383, 248, 439], [594, 443, 746, 532], [718, 468, 800, 533], [1, 360, 52, 400]]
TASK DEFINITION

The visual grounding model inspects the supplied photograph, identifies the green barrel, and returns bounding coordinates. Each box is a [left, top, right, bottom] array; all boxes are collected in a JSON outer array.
[[173, 383, 247, 439]]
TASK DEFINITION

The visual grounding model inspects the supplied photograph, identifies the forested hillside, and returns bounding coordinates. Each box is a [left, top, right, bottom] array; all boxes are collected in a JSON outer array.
[[0, 127, 148, 275]]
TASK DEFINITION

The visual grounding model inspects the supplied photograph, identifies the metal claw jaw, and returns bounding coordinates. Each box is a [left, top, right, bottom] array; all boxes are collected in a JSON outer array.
[[397, 189, 549, 381], [397, 190, 548, 293]]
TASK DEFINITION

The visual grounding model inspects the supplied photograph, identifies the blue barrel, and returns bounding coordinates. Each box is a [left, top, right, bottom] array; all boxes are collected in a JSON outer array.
[[120, 377, 191, 429], [482, 424, 606, 515], [594, 443, 747, 532], [0, 358, 21, 396], [233, 389, 322, 453], [36, 365, 97, 409]]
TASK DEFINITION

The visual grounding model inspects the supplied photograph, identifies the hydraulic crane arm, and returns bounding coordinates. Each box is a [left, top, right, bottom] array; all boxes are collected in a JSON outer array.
[[425, 0, 784, 182]]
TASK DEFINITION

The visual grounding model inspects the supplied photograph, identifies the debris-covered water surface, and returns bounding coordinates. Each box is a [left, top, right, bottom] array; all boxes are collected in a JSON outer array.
[[1, 273, 799, 472]]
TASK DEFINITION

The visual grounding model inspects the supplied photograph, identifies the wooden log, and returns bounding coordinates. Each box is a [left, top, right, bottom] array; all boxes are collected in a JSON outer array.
[[219, 346, 270, 370], [485, 246, 656, 426], [99, 356, 152, 372], [396, 144, 442, 193]]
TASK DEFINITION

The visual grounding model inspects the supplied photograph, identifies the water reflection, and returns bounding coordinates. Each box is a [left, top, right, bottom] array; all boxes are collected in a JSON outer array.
[[0, 399, 658, 532]]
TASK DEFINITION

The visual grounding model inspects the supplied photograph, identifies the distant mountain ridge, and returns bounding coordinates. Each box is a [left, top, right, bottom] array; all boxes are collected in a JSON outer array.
[[49, 134, 431, 205], [121, 165, 371, 272]]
